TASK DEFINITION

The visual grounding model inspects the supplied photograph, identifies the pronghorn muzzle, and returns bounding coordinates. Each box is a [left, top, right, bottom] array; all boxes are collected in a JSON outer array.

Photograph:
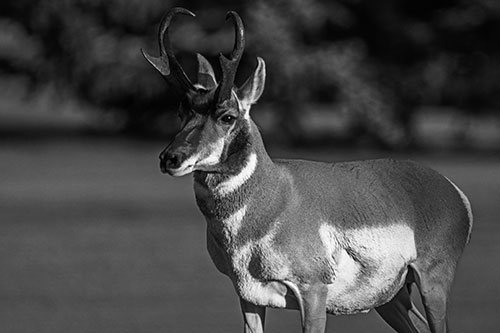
[[159, 149, 185, 174], [158, 122, 202, 176]]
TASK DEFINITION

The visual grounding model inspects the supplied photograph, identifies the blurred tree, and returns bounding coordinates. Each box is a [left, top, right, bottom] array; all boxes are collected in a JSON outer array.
[[1, 0, 178, 135], [249, 0, 407, 147], [346, 0, 500, 146], [1, 0, 499, 147], [0, 0, 257, 136]]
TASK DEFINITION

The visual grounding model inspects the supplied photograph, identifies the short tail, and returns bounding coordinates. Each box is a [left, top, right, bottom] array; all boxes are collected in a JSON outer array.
[[445, 177, 473, 243]]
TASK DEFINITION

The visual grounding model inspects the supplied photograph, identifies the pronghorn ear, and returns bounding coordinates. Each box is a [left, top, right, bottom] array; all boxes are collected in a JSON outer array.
[[196, 53, 217, 89], [236, 57, 266, 111]]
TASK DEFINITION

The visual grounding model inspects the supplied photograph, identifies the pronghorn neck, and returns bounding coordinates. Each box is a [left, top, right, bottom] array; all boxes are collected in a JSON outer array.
[[192, 119, 283, 237]]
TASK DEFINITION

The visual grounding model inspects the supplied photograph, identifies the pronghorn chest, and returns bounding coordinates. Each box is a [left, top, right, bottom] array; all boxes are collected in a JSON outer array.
[[197, 183, 287, 260], [202, 201, 293, 308], [194, 172, 294, 308]]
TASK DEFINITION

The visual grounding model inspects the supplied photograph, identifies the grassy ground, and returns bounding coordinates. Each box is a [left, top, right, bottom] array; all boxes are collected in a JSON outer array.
[[0, 138, 499, 332]]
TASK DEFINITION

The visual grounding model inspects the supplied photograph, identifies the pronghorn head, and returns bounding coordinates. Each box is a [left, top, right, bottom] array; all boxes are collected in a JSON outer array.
[[142, 8, 265, 176]]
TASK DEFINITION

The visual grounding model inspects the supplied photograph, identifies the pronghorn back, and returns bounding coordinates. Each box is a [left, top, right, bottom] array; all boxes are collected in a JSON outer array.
[[276, 157, 472, 246]]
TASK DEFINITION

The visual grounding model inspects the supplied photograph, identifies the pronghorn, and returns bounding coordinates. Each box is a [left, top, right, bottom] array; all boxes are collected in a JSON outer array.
[[142, 8, 473, 333]]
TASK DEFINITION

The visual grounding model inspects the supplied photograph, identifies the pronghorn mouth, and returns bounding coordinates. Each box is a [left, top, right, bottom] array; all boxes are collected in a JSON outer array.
[[161, 161, 195, 176]]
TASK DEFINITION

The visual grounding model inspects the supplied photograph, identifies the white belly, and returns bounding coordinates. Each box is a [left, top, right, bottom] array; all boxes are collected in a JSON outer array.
[[221, 221, 417, 314]]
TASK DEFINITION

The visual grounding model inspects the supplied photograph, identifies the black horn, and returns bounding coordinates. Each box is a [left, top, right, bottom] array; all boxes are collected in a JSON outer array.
[[142, 7, 196, 96], [216, 11, 245, 105]]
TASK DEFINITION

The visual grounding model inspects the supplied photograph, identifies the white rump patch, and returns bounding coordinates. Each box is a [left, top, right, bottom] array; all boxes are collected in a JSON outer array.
[[215, 153, 257, 196], [446, 177, 473, 241]]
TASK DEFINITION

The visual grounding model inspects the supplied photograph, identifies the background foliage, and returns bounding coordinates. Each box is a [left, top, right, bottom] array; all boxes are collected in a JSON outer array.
[[1, 0, 500, 148]]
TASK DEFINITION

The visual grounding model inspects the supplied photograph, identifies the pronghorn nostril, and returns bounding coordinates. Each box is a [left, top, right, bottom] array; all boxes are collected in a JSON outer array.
[[159, 150, 186, 173], [165, 152, 181, 169]]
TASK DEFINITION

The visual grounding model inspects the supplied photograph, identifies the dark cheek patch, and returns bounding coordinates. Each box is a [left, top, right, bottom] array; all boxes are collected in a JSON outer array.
[[221, 121, 251, 165]]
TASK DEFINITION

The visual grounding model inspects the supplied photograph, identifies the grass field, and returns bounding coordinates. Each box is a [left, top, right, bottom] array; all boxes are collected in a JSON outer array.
[[1, 138, 499, 332]]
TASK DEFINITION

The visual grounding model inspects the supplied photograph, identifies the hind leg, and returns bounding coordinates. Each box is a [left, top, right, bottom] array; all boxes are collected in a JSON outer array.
[[300, 284, 328, 333], [410, 263, 455, 333], [376, 282, 430, 333], [240, 298, 266, 333]]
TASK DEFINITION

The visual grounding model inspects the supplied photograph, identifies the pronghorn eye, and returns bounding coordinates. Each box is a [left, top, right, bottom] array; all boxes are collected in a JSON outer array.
[[220, 114, 236, 124]]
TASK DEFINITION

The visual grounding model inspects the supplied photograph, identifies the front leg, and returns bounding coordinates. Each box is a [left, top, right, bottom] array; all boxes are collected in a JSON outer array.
[[300, 284, 328, 333], [240, 298, 266, 333]]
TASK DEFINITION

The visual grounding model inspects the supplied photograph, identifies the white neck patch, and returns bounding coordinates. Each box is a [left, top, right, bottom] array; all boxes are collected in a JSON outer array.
[[222, 204, 247, 242], [214, 153, 257, 196]]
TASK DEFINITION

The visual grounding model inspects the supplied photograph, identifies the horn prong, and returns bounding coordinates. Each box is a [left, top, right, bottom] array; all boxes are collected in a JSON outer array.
[[196, 53, 217, 89], [143, 7, 196, 95], [141, 48, 170, 76], [216, 11, 245, 104]]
